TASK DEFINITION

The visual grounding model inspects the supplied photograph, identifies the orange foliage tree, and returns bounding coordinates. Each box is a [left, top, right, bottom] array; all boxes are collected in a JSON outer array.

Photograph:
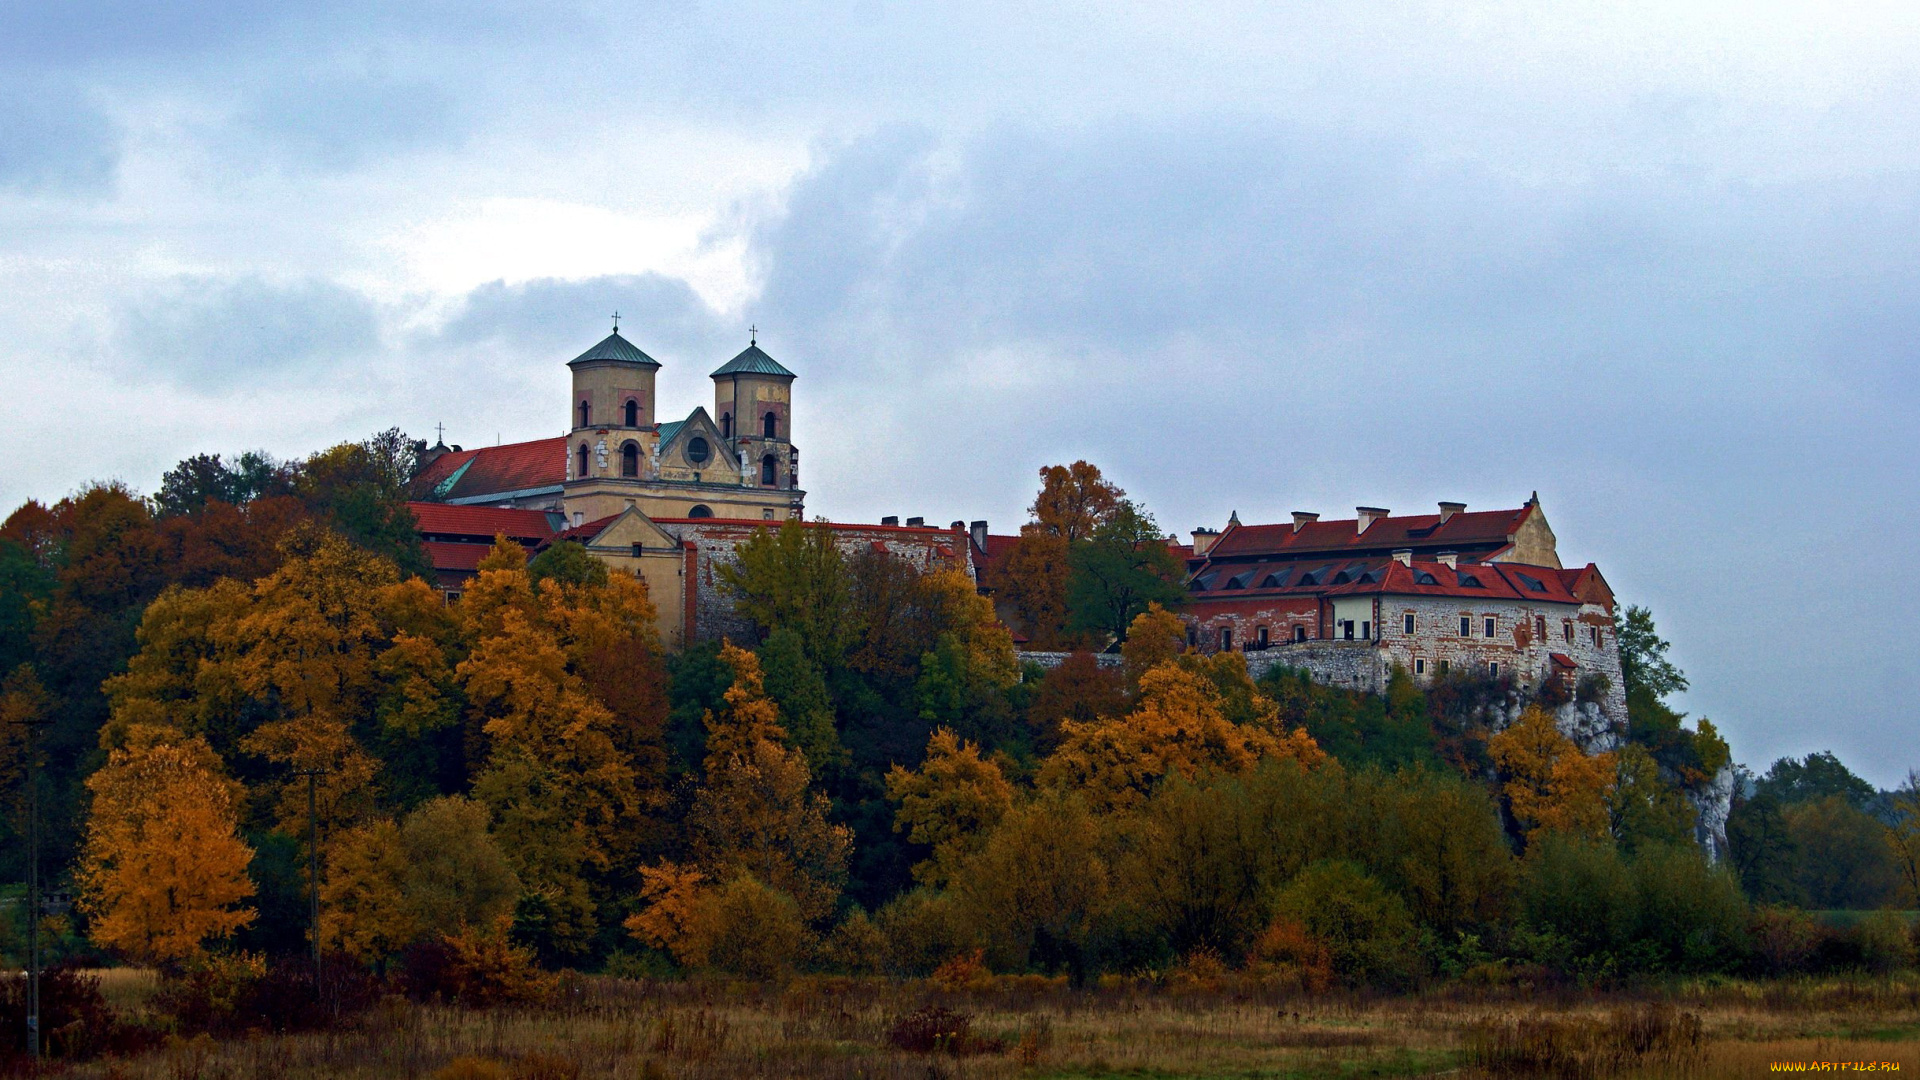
[[1488, 706, 1615, 845], [886, 727, 1015, 885], [76, 730, 256, 963], [1039, 660, 1324, 812]]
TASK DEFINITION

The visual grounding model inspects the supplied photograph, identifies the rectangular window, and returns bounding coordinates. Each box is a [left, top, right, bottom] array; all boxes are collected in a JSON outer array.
[[443, 590, 462, 605], [631, 542, 644, 558], [1404, 613, 1415, 634], [1256, 625, 1269, 648], [1187, 626, 1198, 647], [1564, 620, 1574, 642], [1489, 662, 1499, 677], [1415, 658, 1426, 675], [1342, 620, 1355, 641], [1460, 616, 1471, 637], [1591, 626, 1601, 646], [1293, 625, 1307, 643], [1361, 620, 1371, 639], [1484, 617, 1496, 638], [1220, 627, 1233, 651], [1439, 659, 1449, 675]]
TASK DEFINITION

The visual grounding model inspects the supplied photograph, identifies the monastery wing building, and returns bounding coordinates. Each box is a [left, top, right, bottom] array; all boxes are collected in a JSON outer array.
[[1172, 499, 1627, 723], [407, 329, 972, 649]]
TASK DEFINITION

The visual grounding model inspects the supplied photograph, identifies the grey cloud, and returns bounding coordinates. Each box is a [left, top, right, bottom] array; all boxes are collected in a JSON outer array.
[[229, 76, 465, 173], [115, 276, 382, 387], [0, 78, 118, 194], [439, 273, 733, 366]]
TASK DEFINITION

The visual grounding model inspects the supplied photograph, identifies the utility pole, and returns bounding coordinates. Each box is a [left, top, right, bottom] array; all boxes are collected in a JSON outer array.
[[9, 713, 50, 1065]]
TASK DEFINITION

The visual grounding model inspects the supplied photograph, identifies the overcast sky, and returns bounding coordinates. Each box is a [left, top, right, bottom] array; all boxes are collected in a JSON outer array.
[[3, 2, 1915, 783]]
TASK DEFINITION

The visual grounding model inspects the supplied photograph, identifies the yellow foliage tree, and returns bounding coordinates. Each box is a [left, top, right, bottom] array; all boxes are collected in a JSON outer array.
[[886, 727, 1015, 885], [1120, 602, 1188, 692], [919, 568, 1020, 692], [1489, 706, 1615, 845], [77, 730, 256, 963], [1039, 660, 1324, 813], [623, 862, 717, 966], [321, 819, 415, 962], [686, 644, 851, 922]]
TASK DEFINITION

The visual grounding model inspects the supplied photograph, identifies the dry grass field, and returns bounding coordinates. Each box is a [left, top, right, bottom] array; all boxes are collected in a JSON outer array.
[[41, 973, 1920, 1079]]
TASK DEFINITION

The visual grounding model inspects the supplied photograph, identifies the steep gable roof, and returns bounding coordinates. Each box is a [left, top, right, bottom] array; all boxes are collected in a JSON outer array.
[[1202, 505, 1532, 562], [410, 437, 566, 502]]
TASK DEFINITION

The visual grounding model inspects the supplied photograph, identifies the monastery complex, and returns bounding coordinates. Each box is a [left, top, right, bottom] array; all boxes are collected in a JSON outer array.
[[408, 328, 1627, 723]]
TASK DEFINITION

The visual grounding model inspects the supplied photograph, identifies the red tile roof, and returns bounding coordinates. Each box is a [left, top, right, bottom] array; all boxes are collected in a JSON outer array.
[[547, 516, 619, 546], [1187, 557, 1580, 604], [410, 437, 567, 501], [408, 501, 557, 542], [1203, 506, 1532, 561], [423, 540, 506, 574]]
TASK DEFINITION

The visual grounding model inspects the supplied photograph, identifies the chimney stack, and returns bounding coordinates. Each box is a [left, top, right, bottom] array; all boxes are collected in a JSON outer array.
[[1356, 507, 1390, 533], [1291, 511, 1319, 533], [881, 515, 899, 526], [970, 520, 988, 551], [1392, 549, 1413, 566], [1437, 551, 1458, 569], [1438, 501, 1465, 524], [1191, 527, 1220, 557], [906, 516, 925, 527]]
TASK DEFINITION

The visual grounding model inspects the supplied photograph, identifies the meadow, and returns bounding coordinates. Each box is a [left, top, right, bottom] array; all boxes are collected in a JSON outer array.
[[43, 971, 1920, 1080]]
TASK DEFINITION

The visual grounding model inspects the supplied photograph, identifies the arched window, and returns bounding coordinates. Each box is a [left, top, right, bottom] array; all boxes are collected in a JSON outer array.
[[579, 401, 590, 427], [621, 441, 639, 477], [761, 454, 777, 485], [687, 504, 713, 519], [763, 411, 778, 438], [721, 412, 732, 438], [624, 399, 638, 426], [575, 443, 589, 478]]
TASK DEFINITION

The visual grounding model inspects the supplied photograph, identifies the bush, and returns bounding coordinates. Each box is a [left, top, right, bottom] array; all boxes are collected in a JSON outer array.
[[1271, 860, 1422, 987], [1245, 917, 1333, 994], [1629, 844, 1748, 972], [400, 922, 553, 1007], [1466, 1004, 1703, 1079], [703, 874, 808, 979], [885, 1004, 1003, 1055], [1748, 906, 1826, 976], [1852, 911, 1916, 973], [1520, 836, 1635, 968], [0, 960, 153, 1066], [876, 887, 973, 977], [155, 953, 381, 1036]]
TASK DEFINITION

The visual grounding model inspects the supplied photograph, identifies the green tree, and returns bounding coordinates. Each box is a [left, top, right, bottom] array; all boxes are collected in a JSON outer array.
[[1757, 752, 1877, 808], [758, 627, 844, 778], [1065, 501, 1184, 645], [1785, 795, 1903, 909], [1727, 785, 1802, 905], [719, 519, 855, 667], [1271, 860, 1422, 987], [527, 540, 609, 588]]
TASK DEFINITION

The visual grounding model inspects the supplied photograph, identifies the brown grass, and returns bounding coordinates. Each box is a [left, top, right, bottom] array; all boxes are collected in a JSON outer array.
[[37, 973, 1920, 1079]]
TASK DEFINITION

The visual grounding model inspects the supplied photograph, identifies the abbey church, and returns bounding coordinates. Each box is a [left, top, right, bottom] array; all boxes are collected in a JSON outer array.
[[407, 326, 1626, 734]]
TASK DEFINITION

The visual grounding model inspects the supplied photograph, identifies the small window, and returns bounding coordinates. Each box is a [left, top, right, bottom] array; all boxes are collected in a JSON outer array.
[[1188, 626, 1199, 647], [576, 443, 589, 478], [624, 399, 639, 426], [1484, 617, 1496, 638], [630, 542, 643, 558], [1293, 625, 1307, 643], [621, 442, 639, 477], [761, 454, 778, 485], [687, 436, 711, 464], [1415, 658, 1426, 675], [1220, 626, 1233, 651], [1564, 619, 1574, 642], [1403, 613, 1415, 634], [1591, 626, 1601, 646], [764, 411, 778, 438], [687, 504, 713, 519], [1360, 620, 1371, 640], [1256, 625, 1269, 648], [1535, 615, 1547, 638], [1460, 616, 1471, 637], [1489, 662, 1499, 677], [578, 401, 590, 427], [1439, 659, 1450, 675], [443, 590, 463, 605], [721, 412, 732, 438]]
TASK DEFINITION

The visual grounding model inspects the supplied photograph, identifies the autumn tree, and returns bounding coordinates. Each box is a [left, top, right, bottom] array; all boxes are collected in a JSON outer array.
[[1488, 706, 1614, 846], [988, 528, 1072, 648], [77, 730, 256, 963], [949, 791, 1108, 973], [1121, 603, 1188, 692], [1040, 660, 1323, 813], [886, 728, 1015, 885], [685, 644, 851, 922], [1607, 743, 1698, 853], [1065, 501, 1185, 645], [720, 519, 856, 667], [1030, 461, 1123, 543], [322, 795, 521, 963], [1885, 771, 1920, 908], [914, 567, 1020, 746], [1025, 651, 1127, 755]]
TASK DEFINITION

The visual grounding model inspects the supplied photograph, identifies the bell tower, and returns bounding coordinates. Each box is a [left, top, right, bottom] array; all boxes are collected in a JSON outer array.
[[566, 320, 661, 486], [711, 330, 799, 492]]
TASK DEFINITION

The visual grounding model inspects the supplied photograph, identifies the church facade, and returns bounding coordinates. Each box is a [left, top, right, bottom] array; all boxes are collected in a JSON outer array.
[[408, 329, 971, 650]]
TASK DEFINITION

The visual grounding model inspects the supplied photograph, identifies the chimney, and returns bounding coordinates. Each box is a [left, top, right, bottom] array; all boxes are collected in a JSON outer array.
[[1356, 507, 1390, 533], [1437, 551, 1458, 569], [906, 516, 925, 527], [1438, 501, 1465, 524], [969, 520, 988, 551], [1291, 511, 1319, 533], [951, 520, 965, 532], [1191, 527, 1220, 557], [1392, 549, 1412, 566], [881, 515, 899, 526]]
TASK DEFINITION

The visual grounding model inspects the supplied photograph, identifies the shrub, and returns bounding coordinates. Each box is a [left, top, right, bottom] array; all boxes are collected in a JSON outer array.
[[0, 960, 152, 1065], [824, 908, 887, 975], [1271, 860, 1422, 987], [885, 1004, 1003, 1055], [930, 948, 993, 992], [1748, 905, 1825, 975], [703, 874, 808, 979], [876, 887, 973, 976], [1519, 836, 1635, 967], [400, 921, 553, 1007], [1245, 917, 1333, 994], [1629, 843, 1748, 972], [1852, 911, 1916, 973]]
